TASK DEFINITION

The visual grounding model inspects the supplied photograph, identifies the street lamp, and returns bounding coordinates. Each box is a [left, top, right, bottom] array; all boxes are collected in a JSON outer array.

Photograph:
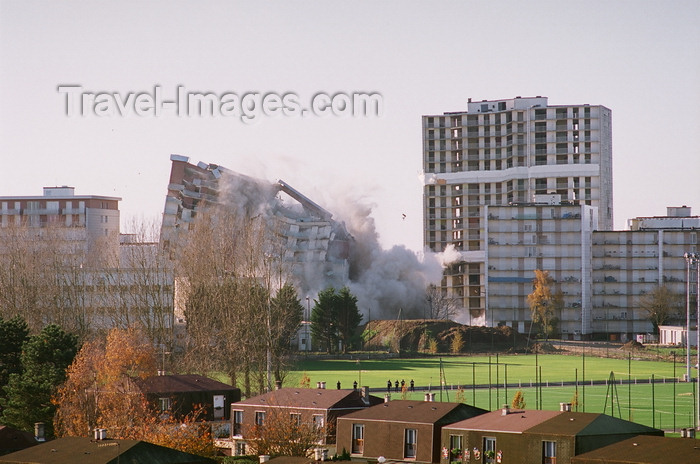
[[684, 253, 698, 383], [305, 296, 311, 353], [685, 252, 700, 430]]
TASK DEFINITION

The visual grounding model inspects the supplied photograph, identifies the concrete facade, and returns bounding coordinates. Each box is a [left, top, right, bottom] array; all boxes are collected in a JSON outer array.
[[423, 97, 612, 325], [484, 202, 597, 336], [0, 186, 121, 266]]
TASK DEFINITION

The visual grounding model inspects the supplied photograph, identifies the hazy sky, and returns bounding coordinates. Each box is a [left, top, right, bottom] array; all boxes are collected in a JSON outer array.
[[1, 1, 698, 251]]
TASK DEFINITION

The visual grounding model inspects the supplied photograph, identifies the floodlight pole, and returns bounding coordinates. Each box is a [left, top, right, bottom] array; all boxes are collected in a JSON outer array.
[[688, 252, 700, 430], [685, 253, 694, 384]]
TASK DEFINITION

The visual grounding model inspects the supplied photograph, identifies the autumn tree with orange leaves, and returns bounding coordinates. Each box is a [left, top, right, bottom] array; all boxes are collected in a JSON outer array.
[[53, 327, 214, 457], [527, 270, 561, 340]]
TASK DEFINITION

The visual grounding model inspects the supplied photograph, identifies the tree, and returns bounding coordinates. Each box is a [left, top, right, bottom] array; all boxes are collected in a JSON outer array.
[[425, 284, 458, 320], [311, 287, 362, 354], [451, 331, 464, 354], [53, 327, 157, 438], [269, 284, 304, 382], [53, 327, 214, 456], [246, 408, 324, 457], [527, 270, 557, 340], [1, 324, 78, 438], [511, 390, 526, 409], [311, 288, 340, 353], [639, 285, 682, 334], [0, 316, 29, 406], [335, 287, 362, 353]]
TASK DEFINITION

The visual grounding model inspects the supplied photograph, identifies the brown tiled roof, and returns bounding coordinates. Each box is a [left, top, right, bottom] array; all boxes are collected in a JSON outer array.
[[137, 374, 239, 394], [0, 437, 215, 464], [338, 400, 485, 425], [444, 409, 561, 433], [0, 426, 37, 453], [570, 435, 700, 464], [526, 412, 662, 437], [236, 388, 382, 410]]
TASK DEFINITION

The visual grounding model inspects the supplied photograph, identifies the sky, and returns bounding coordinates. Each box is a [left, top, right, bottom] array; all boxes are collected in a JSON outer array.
[[1, 0, 698, 252]]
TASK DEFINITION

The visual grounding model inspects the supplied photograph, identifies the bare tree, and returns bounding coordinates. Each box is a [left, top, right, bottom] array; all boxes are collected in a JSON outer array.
[[246, 407, 324, 457], [173, 207, 298, 396], [639, 285, 682, 334], [425, 284, 459, 320]]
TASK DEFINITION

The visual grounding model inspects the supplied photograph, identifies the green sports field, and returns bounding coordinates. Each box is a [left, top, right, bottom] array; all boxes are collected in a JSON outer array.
[[286, 354, 698, 431]]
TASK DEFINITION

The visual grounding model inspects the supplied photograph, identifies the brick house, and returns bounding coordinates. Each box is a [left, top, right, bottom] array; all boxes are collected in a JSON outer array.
[[571, 435, 700, 464], [224, 386, 382, 457], [440, 405, 663, 464], [136, 374, 241, 423], [337, 398, 487, 463]]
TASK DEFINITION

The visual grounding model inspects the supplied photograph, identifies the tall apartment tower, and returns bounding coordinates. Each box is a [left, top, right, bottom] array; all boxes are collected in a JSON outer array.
[[422, 96, 612, 325]]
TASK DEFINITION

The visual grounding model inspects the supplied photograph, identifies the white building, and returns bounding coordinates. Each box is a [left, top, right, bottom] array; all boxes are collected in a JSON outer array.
[[0, 186, 121, 266], [423, 96, 612, 325]]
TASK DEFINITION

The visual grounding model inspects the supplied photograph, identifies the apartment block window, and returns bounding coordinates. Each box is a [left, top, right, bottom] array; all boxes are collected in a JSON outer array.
[[543, 441, 557, 464], [233, 410, 243, 435], [404, 428, 417, 459], [484, 437, 496, 463], [427, 116, 434, 128], [351, 424, 364, 454], [255, 411, 266, 427], [498, 101, 506, 111]]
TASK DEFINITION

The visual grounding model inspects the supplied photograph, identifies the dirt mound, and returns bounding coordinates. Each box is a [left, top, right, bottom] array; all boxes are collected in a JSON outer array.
[[620, 340, 645, 351], [529, 342, 562, 354], [362, 319, 529, 353]]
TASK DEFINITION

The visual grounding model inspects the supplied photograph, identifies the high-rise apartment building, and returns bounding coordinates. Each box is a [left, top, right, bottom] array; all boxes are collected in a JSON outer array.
[[0, 186, 121, 265], [423, 96, 612, 325]]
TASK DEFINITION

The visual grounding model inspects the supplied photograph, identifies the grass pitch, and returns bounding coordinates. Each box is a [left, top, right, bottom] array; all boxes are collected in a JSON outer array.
[[287, 353, 698, 431]]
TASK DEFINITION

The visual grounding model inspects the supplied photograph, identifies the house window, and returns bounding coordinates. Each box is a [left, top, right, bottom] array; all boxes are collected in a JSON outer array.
[[255, 411, 266, 427], [449, 435, 463, 463], [234, 442, 247, 456], [543, 441, 556, 464], [158, 397, 171, 411], [290, 413, 302, 426], [233, 410, 243, 436], [483, 437, 496, 463], [351, 424, 364, 454], [404, 428, 417, 459], [313, 414, 324, 430]]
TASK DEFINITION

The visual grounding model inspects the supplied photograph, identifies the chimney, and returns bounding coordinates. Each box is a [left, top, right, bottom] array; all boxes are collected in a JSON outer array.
[[360, 386, 370, 405], [560, 402, 572, 412], [157, 370, 165, 376], [316, 381, 321, 389], [502, 404, 510, 416], [428, 393, 435, 402], [34, 423, 45, 442], [424, 393, 430, 402], [93, 428, 107, 440], [320, 381, 326, 389], [275, 380, 282, 390], [384, 394, 390, 403], [259, 455, 270, 463]]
